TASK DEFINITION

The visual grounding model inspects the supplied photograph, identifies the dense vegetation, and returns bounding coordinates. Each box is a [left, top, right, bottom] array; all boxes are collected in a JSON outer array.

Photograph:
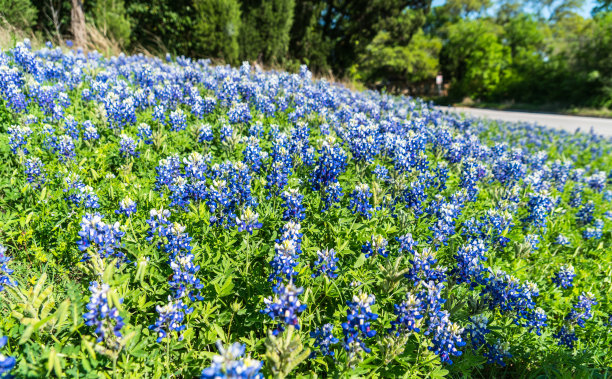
[[4, 0, 612, 107], [0, 41, 611, 378]]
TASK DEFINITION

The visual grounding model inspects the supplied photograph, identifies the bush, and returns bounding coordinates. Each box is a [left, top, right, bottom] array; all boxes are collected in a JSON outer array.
[[193, 0, 241, 64], [0, 0, 38, 30]]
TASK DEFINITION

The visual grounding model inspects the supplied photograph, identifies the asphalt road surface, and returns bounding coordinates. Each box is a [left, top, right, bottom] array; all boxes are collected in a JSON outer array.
[[435, 106, 612, 137]]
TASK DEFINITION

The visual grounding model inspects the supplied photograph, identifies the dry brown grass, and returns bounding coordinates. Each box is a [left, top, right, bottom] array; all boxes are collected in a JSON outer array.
[[0, 22, 42, 51], [0, 21, 139, 59]]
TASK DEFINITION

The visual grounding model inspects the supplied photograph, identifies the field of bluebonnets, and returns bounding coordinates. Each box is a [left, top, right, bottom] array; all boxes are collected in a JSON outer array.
[[0, 40, 611, 378]]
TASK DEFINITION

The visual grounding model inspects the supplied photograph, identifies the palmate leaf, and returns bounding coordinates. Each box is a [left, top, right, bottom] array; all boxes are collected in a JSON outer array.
[[265, 326, 310, 379], [6, 273, 79, 344]]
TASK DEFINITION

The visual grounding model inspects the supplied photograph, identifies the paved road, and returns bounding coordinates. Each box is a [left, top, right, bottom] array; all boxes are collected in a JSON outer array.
[[435, 106, 612, 137]]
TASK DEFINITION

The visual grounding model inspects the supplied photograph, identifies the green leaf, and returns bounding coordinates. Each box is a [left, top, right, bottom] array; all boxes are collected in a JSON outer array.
[[354, 253, 366, 269]]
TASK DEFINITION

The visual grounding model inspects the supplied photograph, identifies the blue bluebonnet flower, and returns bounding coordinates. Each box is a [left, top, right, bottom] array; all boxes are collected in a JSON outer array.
[[82, 120, 100, 141], [169, 108, 187, 132], [463, 208, 514, 247], [566, 292, 597, 328], [104, 93, 136, 130], [522, 192, 555, 231], [155, 155, 182, 190], [554, 325, 578, 349], [464, 314, 489, 350], [115, 196, 137, 217], [220, 123, 235, 144], [57, 135, 76, 162], [8, 125, 32, 154], [428, 194, 465, 246], [137, 123, 153, 144], [269, 221, 302, 285], [266, 160, 291, 198], [460, 158, 485, 201], [168, 246, 204, 302], [249, 122, 264, 138], [523, 307, 548, 335], [236, 207, 262, 234], [40, 124, 58, 151], [203, 96, 217, 115], [63, 173, 100, 209], [149, 297, 192, 342], [161, 222, 194, 261], [401, 179, 427, 217], [184, 152, 209, 181], [407, 248, 446, 284], [361, 234, 388, 258], [119, 134, 139, 158], [311, 324, 339, 357], [77, 213, 127, 264], [417, 280, 447, 314], [322, 182, 343, 211], [310, 137, 347, 191], [243, 137, 264, 173], [452, 239, 488, 286], [262, 282, 307, 335], [586, 171, 607, 192], [389, 293, 423, 336], [228, 103, 252, 124], [583, 219, 604, 240], [397, 233, 418, 255], [433, 163, 450, 190], [342, 292, 378, 355], [555, 234, 570, 246], [312, 248, 339, 279], [348, 183, 373, 219], [552, 264, 575, 289], [64, 115, 80, 140], [200, 341, 263, 379], [146, 208, 171, 243], [281, 188, 306, 221], [373, 165, 389, 181], [83, 281, 124, 344], [576, 200, 595, 226], [568, 184, 583, 208], [550, 159, 572, 190], [23, 157, 46, 186], [0, 336, 16, 377], [0, 244, 17, 292], [207, 162, 257, 228], [524, 234, 540, 251], [196, 123, 214, 144], [153, 104, 166, 125], [492, 156, 526, 186], [425, 310, 466, 365], [484, 340, 511, 366], [168, 176, 190, 210]]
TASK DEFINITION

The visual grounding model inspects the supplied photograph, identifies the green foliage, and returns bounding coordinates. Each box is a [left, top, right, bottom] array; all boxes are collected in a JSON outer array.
[[0, 0, 38, 30], [264, 327, 310, 378], [126, 0, 195, 55], [91, 0, 131, 45], [441, 19, 511, 100], [356, 29, 441, 92], [193, 0, 241, 64], [239, 0, 294, 64]]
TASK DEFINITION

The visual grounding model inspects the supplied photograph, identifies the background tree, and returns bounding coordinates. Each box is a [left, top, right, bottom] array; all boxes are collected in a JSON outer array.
[[239, 0, 294, 64], [440, 19, 511, 100], [91, 0, 130, 46], [0, 0, 38, 30], [193, 0, 241, 64], [126, 0, 195, 55]]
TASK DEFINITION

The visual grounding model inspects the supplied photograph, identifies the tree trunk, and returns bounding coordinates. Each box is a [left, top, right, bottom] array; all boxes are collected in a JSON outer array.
[[71, 0, 87, 48]]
